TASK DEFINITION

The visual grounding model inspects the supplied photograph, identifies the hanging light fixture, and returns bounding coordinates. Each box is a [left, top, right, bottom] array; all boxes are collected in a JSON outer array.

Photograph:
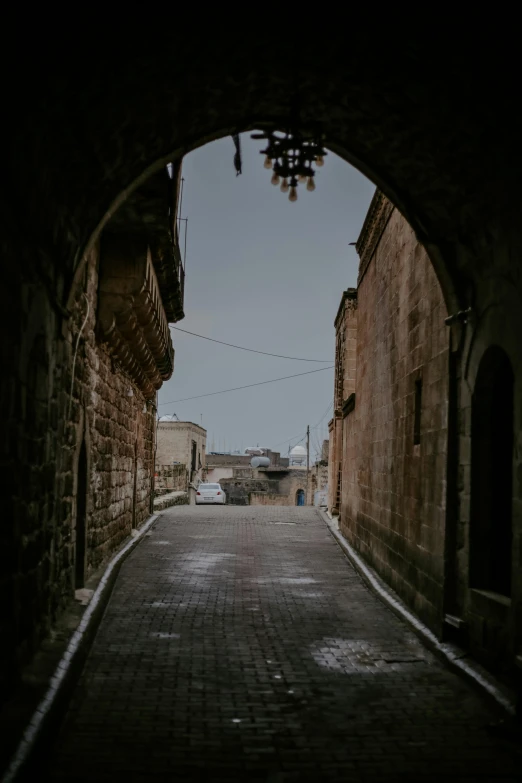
[[251, 127, 327, 202]]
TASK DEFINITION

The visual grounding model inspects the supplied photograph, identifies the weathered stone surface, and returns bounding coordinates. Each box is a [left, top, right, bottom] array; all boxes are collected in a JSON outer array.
[[153, 490, 188, 510], [154, 463, 187, 495], [2, 25, 522, 707], [42, 507, 520, 781], [0, 239, 161, 702], [334, 197, 450, 635], [155, 421, 206, 494]]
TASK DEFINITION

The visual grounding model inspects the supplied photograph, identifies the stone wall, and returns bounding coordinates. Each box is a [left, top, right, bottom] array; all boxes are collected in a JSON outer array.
[[215, 466, 311, 507], [0, 239, 158, 702], [340, 196, 450, 634], [153, 491, 189, 511], [221, 478, 275, 505], [276, 471, 311, 506], [154, 463, 188, 495], [328, 290, 357, 515], [454, 263, 522, 676], [250, 493, 291, 506], [205, 467, 234, 484], [206, 451, 288, 468]]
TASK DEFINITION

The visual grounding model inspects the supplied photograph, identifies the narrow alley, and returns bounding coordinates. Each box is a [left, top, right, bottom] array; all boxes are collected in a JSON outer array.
[[41, 507, 519, 782]]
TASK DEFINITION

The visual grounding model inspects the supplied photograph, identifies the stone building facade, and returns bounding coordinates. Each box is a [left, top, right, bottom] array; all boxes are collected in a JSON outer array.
[[330, 191, 450, 634], [249, 470, 312, 506], [205, 453, 310, 506], [156, 420, 206, 499], [328, 289, 357, 516], [330, 190, 522, 682], [1, 166, 184, 701], [154, 463, 188, 495]]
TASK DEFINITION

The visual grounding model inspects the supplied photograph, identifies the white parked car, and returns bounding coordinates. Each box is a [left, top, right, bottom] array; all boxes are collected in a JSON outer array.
[[196, 483, 227, 505]]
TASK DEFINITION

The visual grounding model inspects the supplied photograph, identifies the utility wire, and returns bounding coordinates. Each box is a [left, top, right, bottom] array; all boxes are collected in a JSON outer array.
[[271, 429, 307, 450], [158, 365, 334, 406], [271, 401, 333, 452], [170, 326, 333, 363], [311, 401, 334, 430]]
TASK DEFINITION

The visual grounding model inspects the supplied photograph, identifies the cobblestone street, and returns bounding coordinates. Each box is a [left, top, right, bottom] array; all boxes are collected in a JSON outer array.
[[43, 507, 520, 782]]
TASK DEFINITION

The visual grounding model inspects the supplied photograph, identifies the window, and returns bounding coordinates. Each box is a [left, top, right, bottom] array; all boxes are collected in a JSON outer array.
[[413, 378, 422, 445], [191, 440, 197, 472], [470, 346, 514, 596]]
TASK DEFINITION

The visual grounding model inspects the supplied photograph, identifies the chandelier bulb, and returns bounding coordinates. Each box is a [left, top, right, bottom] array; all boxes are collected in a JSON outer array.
[[316, 155, 324, 167], [289, 186, 298, 202], [306, 176, 316, 192], [271, 172, 280, 186], [280, 178, 289, 193], [298, 174, 306, 183], [264, 156, 272, 169]]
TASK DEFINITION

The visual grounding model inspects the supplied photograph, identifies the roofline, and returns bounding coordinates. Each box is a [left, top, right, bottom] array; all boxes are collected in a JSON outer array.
[[334, 288, 357, 329], [157, 420, 207, 434], [355, 189, 395, 286]]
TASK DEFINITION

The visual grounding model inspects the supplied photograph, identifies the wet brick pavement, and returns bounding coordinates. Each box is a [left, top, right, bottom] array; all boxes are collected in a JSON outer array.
[[42, 507, 521, 782]]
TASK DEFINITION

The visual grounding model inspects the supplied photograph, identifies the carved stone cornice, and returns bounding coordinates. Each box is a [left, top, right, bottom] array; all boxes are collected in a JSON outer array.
[[334, 288, 358, 329], [106, 168, 185, 323], [356, 190, 394, 285], [97, 235, 174, 398], [342, 393, 355, 417]]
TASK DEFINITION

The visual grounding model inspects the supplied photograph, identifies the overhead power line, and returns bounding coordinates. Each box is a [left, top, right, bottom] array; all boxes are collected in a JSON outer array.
[[170, 326, 333, 363], [158, 365, 334, 406], [311, 401, 333, 430], [270, 400, 333, 452], [271, 430, 306, 449]]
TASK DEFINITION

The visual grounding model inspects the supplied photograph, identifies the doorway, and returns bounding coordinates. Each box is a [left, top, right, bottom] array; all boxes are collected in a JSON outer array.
[[469, 346, 514, 596], [75, 440, 88, 589], [296, 489, 305, 506]]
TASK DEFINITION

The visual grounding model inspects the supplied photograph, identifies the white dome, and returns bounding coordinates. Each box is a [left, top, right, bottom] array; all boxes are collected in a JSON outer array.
[[290, 445, 307, 456], [159, 414, 178, 422]]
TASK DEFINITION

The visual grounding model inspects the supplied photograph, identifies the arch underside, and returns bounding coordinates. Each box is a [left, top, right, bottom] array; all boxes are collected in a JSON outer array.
[[1, 24, 522, 697], [4, 30, 522, 315]]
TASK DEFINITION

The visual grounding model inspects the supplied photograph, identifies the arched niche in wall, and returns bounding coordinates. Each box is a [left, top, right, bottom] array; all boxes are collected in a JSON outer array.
[[296, 489, 305, 507], [469, 345, 514, 597]]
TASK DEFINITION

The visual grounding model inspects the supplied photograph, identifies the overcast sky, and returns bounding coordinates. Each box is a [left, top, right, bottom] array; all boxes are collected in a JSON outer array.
[[157, 134, 375, 460]]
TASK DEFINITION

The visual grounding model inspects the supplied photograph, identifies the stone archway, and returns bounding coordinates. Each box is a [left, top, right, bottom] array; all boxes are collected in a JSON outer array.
[[3, 26, 522, 693], [8, 31, 509, 319]]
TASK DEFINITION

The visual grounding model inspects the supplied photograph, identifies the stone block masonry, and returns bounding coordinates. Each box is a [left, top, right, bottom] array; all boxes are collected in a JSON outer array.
[[337, 193, 450, 636], [154, 463, 188, 495], [41, 506, 521, 781], [0, 237, 164, 704]]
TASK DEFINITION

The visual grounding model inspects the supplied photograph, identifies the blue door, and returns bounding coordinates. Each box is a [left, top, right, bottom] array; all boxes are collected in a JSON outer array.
[[296, 489, 305, 506]]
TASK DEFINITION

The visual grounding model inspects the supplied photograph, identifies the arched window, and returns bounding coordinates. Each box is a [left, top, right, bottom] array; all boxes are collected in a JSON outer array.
[[296, 489, 305, 506], [75, 440, 88, 589], [470, 346, 514, 596]]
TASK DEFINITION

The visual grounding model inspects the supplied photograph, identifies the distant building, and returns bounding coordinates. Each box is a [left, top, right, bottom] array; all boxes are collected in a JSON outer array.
[[244, 446, 266, 456], [156, 420, 206, 502], [289, 445, 307, 467], [205, 449, 315, 506]]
